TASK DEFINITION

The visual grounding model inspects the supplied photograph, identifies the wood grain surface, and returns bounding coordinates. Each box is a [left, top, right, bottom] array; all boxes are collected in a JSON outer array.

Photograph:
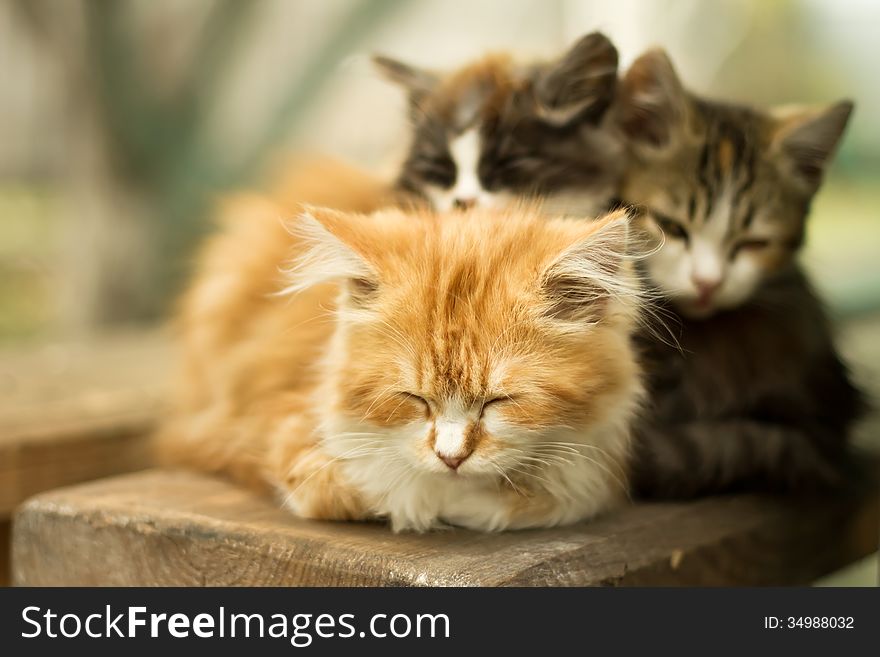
[[0, 331, 170, 517], [12, 468, 878, 586]]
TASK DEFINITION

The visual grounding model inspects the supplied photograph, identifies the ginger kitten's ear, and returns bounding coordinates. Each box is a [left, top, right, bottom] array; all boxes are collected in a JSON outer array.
[[533, 31, 619, 125], [771, 100, 853, 191], [540, 210, 635, 323], [617, 48, 689, 148], [373, 55, 438, 113], [282, 207, 378, 305]]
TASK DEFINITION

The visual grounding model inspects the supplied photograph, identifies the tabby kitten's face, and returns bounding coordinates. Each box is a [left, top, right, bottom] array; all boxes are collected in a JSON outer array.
[[375, 32, 623, 217], [288, 206, 641, 486], [615, 50, 853, 318]]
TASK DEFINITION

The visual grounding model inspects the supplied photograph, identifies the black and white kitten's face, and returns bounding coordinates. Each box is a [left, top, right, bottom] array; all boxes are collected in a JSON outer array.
[[614, 49, 853, 318], [375, 33, 624, 217]]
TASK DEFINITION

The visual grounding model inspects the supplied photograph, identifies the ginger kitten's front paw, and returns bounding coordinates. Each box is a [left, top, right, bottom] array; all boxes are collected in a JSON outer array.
[[276, 447, 369, 522]]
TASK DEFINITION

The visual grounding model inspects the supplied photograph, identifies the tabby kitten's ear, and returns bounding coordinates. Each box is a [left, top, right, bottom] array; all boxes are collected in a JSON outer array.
[[373, 55, 439, 117], [616, 48, 689, 148], [540, 210, 633, 323], [283, 207, 379, 306], [533, 31, 619, 126], [771, 100, 854, 191]]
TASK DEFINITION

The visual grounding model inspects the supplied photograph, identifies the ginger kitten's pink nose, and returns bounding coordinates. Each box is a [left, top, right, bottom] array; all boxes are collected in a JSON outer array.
[[437, 452, 469, 470], [453, 197, 477, 211]]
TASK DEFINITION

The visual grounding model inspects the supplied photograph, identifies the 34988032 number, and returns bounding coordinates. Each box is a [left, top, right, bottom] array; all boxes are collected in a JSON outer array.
[[787, 617, 854, 629]]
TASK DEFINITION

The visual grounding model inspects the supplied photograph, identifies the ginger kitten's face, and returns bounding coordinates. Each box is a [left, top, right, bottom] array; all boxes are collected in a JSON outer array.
[[288, 206, 641, 481], [614, 50, 853, 318], [376, 32, 623, 217]]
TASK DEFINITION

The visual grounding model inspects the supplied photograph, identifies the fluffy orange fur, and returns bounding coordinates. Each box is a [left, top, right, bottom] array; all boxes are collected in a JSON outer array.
[[158, 161, 644, 531], [158, 161, 391, 489]]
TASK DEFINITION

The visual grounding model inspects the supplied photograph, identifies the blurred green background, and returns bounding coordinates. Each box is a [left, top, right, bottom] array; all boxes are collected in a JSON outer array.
[[0, 0, 878, 341]]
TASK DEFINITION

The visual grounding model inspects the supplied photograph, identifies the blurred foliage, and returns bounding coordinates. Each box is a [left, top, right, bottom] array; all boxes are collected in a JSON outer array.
[[1, 0, 878, 341], [10, 0, 413, 328], [77, 0, 413, 219], [0, 185, 57, 341], [804, 178, 880, 318]]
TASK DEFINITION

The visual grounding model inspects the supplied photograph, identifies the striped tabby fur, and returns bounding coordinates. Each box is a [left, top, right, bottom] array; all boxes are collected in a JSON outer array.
[[613, 49, 868, 496]]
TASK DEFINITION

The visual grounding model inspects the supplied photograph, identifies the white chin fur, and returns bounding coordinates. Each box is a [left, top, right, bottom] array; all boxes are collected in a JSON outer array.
[[319, 410, 633, 532], [647, 248, 763, 318]]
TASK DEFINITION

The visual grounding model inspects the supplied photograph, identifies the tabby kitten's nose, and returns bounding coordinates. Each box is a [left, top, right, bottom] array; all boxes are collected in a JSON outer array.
[[438, 453, 467, 470], [692, 277, 721, 298], [453, 197, 477, 211]]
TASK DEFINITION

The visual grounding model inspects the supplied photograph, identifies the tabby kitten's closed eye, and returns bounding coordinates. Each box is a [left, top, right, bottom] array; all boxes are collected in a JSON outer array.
[[614, 48, 853, 319], [375, 31, 624, 217], [611, 49, 867, 496], [158, 163, 645, 531]]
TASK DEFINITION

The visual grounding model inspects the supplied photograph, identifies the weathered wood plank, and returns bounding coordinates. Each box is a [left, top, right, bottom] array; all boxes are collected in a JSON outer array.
[[0, 331, 170, 516], [12, 468, 878, 586]]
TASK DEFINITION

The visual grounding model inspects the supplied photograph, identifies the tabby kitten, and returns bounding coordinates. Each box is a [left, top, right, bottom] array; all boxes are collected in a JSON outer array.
[[375, 32, 623, 217], [159, 164, 644, 531], [612, 49, 866, 496]]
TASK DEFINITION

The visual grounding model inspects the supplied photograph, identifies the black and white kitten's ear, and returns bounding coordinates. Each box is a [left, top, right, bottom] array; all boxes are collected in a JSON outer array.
[[373, 55, 438, 112], [281, 207, 379, 306], [533, 31, 619, 126], [771, 100, 853, 191], [540, 209, 636, 323], [616, 48, 689, 148]]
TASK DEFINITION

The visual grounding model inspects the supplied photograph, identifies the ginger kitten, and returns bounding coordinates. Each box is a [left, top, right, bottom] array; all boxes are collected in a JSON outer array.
[[159, 168, 644, 531], [612, 49, 867, 495], [376, 32, 623, 217]]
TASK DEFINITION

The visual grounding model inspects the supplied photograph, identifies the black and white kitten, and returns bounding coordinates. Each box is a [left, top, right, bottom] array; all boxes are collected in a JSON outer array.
[[375, 32, 623, 217]]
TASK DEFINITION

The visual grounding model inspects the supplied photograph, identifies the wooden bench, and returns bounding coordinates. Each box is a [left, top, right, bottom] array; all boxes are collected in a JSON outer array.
[[6, 316, 880, 586], [0, 332, 170, 584], [11, 467, 878, 586]]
